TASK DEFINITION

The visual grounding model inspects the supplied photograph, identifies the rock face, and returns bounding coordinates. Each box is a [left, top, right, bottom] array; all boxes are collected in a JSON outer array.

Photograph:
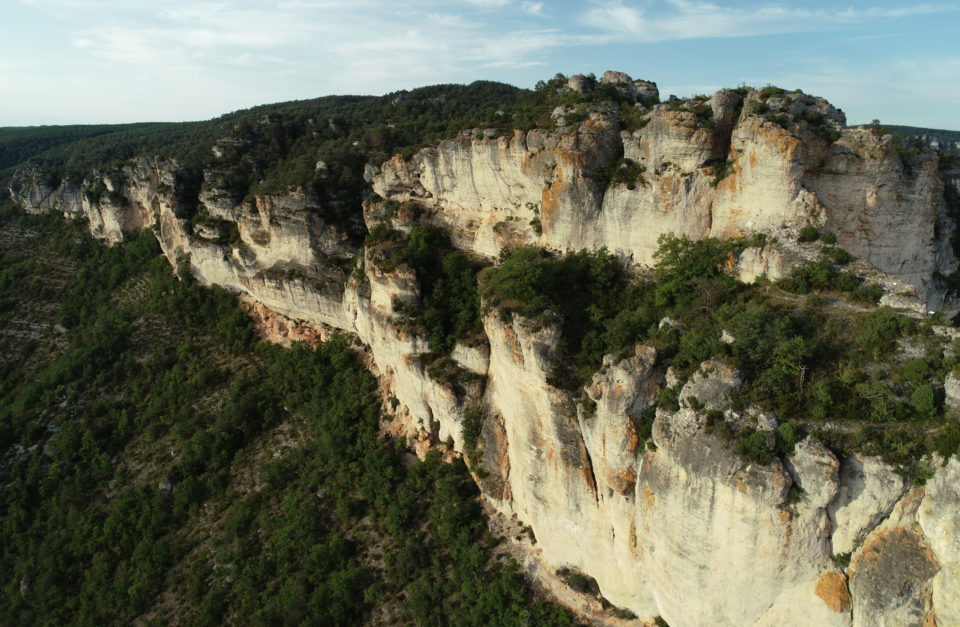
[[10, 74, 960, 626], [371, 84, 956, 310]]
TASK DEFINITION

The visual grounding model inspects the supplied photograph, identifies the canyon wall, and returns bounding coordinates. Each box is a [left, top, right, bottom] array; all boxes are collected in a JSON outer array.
[[10, 79, 960, 626]]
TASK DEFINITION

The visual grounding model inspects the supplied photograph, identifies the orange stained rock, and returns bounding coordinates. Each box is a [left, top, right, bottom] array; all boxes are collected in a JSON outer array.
[[723, 251, 737, 271], [502, 323, 525, 366], [642, 484, 655, 508], [815, 570, 852, 613], [656, 175, 680, 213], [715, 164, 741, 195], [611, 469, 637, 495], [735, 471, 749, 493], [540, 180, 563, 229]]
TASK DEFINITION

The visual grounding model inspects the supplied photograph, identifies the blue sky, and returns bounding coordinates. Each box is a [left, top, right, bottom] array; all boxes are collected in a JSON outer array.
[[3, 0, 959, 129]]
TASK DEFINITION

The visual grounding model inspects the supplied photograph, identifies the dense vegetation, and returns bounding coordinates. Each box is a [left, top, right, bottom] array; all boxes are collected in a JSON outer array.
[[481, 234, 960, 480], [0, 206, 572, 625], [365, 222, 485, 356]]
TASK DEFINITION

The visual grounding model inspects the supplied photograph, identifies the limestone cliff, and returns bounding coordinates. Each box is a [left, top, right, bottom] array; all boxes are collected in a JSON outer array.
[[9, 74, 960, 626], [371, 86, 956, 310]]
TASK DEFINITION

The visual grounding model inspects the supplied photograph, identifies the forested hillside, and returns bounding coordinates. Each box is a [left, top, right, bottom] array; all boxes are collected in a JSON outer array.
[[0, 205, 575, 624]]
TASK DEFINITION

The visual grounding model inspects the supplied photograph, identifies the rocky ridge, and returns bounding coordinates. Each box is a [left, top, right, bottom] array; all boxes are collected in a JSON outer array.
[[10, 74, 960, 626]]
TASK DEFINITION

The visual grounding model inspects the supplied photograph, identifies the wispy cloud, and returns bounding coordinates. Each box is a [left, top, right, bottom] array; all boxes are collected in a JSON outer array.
[[463, 0, 511, 9], [426, 13, 478, 28], [6, 0, 960, 127], [582, 1, 959, 42], [521, 1, 544, 16], [50, 0, 575, 96]]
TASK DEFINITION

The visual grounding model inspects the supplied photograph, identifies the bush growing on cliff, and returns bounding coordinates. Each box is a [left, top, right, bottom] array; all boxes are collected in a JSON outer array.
[[775, 256, 862, 295], [590, 142, 646, 190], [368, 225, 484, 353], [709, 159, 734, 188], [797, 226, 819, 242], [421, 230, 952, 469], [652, 233, 741, 312], [483, 245, 654, 389]]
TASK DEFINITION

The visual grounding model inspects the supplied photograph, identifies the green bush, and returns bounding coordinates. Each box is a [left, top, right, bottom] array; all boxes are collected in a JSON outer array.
[[759, 85, 787, 100], [854, 307, 914, 359], [852, 283, 884, 304], [591, 143, 646, 190], [777, 257, 861, 295], [710, 160, 734, 188], [383, 226, 483, 353], [736, 428, 774, 464], [482, 245, 658, 389], [821, 246, 851, 265], [797, 226, 819, 243], [910, 384, 937, 419], [557, 568, 600, 595], [768, 113, 792, 130]]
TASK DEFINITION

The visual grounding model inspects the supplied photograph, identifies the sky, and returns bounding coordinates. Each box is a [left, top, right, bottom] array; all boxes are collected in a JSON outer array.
[[2, 0, 959, 129]]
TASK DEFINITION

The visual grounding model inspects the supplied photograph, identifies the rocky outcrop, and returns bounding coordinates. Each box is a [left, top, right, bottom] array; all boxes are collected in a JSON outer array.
[[371, 81, 956, 310], [9, 167, 83, 217], [9, 74, 960, 625]]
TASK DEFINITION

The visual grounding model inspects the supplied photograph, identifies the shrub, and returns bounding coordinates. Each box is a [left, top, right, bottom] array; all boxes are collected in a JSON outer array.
[[821, 231, 837, 244], [778, 258, 836, 294], [854, 307, 913, 358], [902, 358, 930, 385], [852, 283, 884, 304], [388, 226, 483, 354], [710, 160, 733, 188], [833, 271, 862, 292], [910, 384, 937, 419], [797, 226, 819, 243], [821, 246, 851, 265], [736, 428, 774, 465], [557, 568, 600, 596], [767, 113, 791, 130], [591, 143, 646, 190], [822, 128, 842, 143], [483, 246, 651, 389], [933, 422, 960, 458], [462, 405, 484, 457], [759, 85, 787, 100]]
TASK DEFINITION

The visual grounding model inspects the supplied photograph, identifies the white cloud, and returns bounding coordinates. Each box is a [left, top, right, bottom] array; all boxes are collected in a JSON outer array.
[[582, 1, 959, 42], [50, 0, 557, 89], [463, 0, 511, 8], [521, 1, 544, 16], [426, 13, 477, 28], [833, 4, 954, 19]]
